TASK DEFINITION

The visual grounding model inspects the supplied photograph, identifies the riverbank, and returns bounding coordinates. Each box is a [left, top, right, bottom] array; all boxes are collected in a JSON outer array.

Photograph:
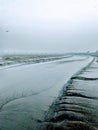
[[38, 58, 98, 130], [0, 56, 93, 130]]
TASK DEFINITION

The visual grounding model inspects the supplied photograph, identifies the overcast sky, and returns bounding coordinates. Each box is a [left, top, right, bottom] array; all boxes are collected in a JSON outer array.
[[0, 0, 98, 53]]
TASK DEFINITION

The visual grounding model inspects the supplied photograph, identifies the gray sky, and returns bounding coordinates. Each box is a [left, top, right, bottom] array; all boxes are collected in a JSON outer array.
[[1, 0, 98, 53]]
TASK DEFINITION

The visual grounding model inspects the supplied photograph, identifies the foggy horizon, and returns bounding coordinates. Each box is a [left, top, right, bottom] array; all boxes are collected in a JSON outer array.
[[1, 1, 98, 130], [1, 0, 98, 53]]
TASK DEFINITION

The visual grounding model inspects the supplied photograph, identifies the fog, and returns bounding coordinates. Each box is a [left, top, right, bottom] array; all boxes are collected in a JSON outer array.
[[1, 0, 98, 53]]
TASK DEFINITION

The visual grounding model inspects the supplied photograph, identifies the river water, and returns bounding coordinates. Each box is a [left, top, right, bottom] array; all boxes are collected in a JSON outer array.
[[0, 56, 93, 130]]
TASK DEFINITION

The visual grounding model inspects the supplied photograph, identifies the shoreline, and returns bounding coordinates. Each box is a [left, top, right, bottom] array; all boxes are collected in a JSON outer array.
[[0, 56, 95, 130], [38, 58, 98, 130]]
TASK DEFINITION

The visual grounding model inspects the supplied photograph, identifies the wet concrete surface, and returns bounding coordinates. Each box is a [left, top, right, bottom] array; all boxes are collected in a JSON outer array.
[[39, 58, 98, 130]]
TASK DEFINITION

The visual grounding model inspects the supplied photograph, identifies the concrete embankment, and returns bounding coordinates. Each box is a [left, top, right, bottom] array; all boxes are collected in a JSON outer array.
[[38, 58, 98, 130]]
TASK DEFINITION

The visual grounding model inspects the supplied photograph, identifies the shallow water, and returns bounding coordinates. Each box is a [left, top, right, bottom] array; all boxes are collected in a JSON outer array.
[[39, 58, 98, 130], [0, 56, 93, 130]]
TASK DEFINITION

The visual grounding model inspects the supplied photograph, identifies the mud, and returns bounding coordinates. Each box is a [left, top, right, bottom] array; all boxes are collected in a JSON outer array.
[[38, 58, 98, 130]]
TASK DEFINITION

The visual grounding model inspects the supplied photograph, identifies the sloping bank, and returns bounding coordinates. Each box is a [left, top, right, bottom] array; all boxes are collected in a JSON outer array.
[[37, 58, 98, 130]]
